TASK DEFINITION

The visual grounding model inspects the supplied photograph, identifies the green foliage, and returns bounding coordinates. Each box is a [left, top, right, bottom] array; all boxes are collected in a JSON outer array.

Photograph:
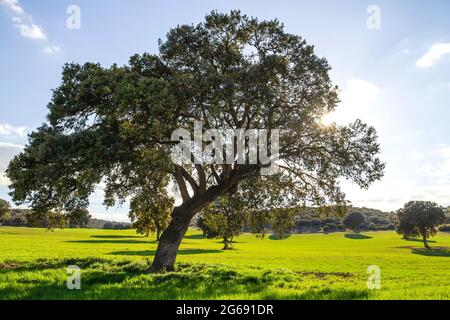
[[0, 199, 11, 223], [343, 212, 365, 233], [396, 201, 446, 248], [200, 195, 248, 249], [128, 174, 173, 241], [271, 209, 295, 239]]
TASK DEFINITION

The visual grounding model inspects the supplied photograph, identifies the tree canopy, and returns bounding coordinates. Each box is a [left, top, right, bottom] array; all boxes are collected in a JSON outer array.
[[396, 201, 445, 249], [343, 212, 365, 233], [129, 173, 173, 241], [6, 10, 384, 272]]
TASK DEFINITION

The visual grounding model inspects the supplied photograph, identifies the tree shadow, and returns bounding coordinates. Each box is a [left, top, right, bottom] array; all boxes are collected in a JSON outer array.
[[184, 234, 207, 240], [0, 259, 372, 300], [411, 247, 450, 257], [344, 233, 373, 240], [108, 249, 222, 257], [404, 238, 436, 244], [67, 239, 152, 244], [91, 235, 147, 239], [269, 234, 292, 240]]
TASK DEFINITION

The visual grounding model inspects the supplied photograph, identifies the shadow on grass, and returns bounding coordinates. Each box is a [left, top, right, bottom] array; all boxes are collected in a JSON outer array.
[[344, 233, 373, 240], [0, 259, 370, 300], [184, 234, 207, 240], [91, 235, 147, 239], [404, 238, 437, 244], [67, 239, 153, 244], [269, 234, 292, 240], [411, 247, 450, 257], [109, 249, 222, 256]]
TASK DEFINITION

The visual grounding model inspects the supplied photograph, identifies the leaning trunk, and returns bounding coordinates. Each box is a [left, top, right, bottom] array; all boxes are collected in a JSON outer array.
[[150, 206, 195, 272]]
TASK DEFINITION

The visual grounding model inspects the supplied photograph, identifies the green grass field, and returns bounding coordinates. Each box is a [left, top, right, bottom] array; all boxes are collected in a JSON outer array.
[[0, 226, 449, 300]]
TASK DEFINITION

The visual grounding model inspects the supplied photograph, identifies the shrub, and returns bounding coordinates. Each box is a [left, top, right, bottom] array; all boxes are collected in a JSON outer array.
[[368, 222, 377, 230]]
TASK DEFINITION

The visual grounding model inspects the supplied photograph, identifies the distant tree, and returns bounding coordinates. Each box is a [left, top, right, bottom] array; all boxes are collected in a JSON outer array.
[[103, 222, 114, 230], [0, 199, 12, 223], [68, 208, 91, 228], [200, 194, 248, 250], [248, 210, 272, 239], [128, 174, 173, 241], [343, 212, 365, 233], [368, 222, 377, 231], [396, 201, 445, 249], [242, 176, 287, 239], [271, 208, 295, 239], [197, 215, 218, 238]]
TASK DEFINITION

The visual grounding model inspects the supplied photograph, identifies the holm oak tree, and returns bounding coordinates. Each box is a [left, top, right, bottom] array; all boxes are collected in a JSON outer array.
[[6, 11, 384, 272]]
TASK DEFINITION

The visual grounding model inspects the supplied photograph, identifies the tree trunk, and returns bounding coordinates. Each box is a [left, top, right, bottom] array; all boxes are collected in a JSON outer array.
[[149, 206, 195, 272], [156, 225, 161, 242], [423, 233, 430, 249], [149, 170, 244, 273], [223, 238, 229, 250]]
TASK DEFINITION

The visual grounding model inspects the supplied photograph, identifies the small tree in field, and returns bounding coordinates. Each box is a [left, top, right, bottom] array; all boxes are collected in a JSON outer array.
[[271, 208, 295, 239], [0, 199, 12, 223], [129, 174, 173, 241], [200, 194, 247, 250], [343, 212, 365, 233], [396, 201, 445, 249]]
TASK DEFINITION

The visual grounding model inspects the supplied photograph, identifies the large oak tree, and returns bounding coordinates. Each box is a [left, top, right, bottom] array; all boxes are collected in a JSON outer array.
[[7, 11, 384, 272]]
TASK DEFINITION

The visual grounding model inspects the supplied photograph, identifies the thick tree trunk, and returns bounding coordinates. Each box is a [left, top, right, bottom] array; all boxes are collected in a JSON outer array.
[[149, 206, 195, 272], [149, 167, 246, 273]]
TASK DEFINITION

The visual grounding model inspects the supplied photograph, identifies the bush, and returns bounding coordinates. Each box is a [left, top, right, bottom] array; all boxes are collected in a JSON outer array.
[[322, 225, 330, 233], [325, 223, 337, 230], [368, 222, 377, 230]]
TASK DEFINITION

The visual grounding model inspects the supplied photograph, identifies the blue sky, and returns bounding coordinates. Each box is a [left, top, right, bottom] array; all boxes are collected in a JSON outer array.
[[1, 0, 450, 221]]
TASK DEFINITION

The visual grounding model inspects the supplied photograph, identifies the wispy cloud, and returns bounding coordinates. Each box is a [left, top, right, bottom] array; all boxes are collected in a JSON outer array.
[[0, 0, 23, 15], [18, 23, 46, 40], [0, 0, 60, 53], [0, 124, 27, 137], [416, 43, 450, 68], [43, 45, 61, 54]]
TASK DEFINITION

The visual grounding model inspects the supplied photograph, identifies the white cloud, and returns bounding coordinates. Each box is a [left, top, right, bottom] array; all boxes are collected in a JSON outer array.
[[43, 45, 61, 54], [18, 23, 46, 40], [416, 43, 450, 68], [322, 78, 380, 125], [0, 0, 24, 15], [1, 0, 56, 46], [0, 172, 10, 187], [0, 124, 27, 137]]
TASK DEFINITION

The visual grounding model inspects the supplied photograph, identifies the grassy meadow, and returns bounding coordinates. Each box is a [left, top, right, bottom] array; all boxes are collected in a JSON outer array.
[[0, 226, 449, 300]]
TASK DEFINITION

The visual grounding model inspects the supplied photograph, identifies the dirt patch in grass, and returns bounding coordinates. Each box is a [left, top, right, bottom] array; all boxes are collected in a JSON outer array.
[[294, 271, 353, 279]]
